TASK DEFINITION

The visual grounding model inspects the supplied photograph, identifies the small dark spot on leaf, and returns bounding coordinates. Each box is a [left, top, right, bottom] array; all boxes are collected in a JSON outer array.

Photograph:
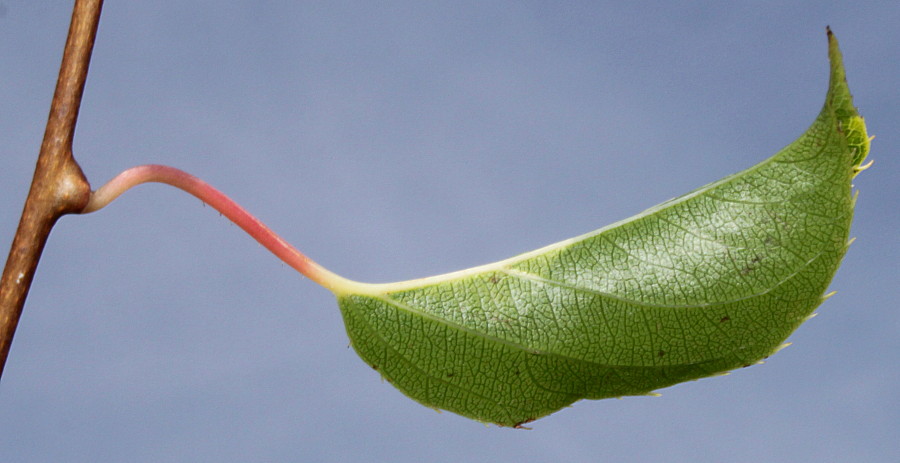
[[741, 255, 762, 275], [720, 316, 731, 323], [658, 350, 666, 357], [488, 275, 500, 284], [446, 372, 455, 378], [371, 364, 378, 371]]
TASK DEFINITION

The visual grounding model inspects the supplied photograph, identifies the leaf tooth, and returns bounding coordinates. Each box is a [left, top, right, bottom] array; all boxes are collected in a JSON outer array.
[[853, 158, 875, 176], [804, 312, 820, 322], [852, 134, 875, 178], [772, 342, 793, 354]]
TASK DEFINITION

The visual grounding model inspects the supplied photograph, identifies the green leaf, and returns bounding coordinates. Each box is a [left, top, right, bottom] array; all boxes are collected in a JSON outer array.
[[329, 30, 870, 427]]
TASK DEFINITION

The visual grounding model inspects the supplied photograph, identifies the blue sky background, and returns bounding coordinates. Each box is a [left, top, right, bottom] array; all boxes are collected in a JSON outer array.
[[2, 2, 898, 462]]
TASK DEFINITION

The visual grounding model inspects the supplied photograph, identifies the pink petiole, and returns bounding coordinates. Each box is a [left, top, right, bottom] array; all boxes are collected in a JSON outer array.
[[83, 165, 355, 293]]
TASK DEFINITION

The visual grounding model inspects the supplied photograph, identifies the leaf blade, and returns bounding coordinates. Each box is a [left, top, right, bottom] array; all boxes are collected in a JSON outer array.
[[334, 30, 868, 426]]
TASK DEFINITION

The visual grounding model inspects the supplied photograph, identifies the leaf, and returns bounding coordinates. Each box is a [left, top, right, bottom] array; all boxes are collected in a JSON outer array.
[[327, 30, 870, 427]]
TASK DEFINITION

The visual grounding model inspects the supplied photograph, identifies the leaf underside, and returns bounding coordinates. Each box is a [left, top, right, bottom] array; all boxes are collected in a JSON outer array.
[[333, 30, 869, 427]]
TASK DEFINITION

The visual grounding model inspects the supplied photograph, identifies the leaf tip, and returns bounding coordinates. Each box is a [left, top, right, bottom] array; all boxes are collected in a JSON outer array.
[[825, 28, 871, 170]]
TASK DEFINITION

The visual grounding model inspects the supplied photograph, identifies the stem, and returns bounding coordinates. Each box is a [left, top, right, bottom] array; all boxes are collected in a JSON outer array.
[[84, 165, 359, 294], [0, 0, 102, 379]]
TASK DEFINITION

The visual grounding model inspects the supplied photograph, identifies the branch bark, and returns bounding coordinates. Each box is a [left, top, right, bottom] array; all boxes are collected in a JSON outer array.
[[0, 0, 103, 378]]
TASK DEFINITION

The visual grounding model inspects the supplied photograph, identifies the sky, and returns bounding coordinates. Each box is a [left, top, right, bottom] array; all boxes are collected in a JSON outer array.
[[1, 1, 898, 462]]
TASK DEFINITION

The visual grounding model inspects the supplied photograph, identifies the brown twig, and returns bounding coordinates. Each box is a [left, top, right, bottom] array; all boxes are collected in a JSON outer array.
[[0, 0, 103, 378]]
